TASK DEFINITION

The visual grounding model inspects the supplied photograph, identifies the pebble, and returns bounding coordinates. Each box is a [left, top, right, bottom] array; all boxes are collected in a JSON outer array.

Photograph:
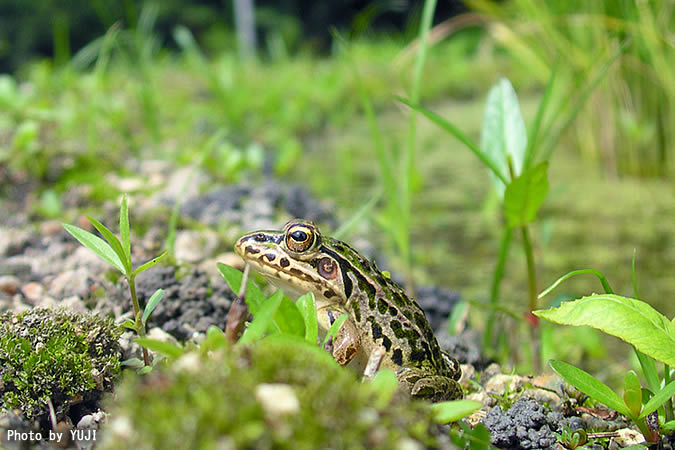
[[255, 383, 300, 416], [0, 275, 20, 296], [484, 373, 531, 396], [48, 268, 91, 300], [21, 282, 44, 302], [40, 220, 63, 236], [174, 229, 219, 263]]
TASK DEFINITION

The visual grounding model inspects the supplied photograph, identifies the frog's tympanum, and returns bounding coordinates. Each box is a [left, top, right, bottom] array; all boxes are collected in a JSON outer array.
[[234, 219, 462, 401]]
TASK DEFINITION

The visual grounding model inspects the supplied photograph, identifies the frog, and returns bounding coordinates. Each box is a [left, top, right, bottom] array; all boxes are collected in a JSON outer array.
[[234, 219, 462, 401]]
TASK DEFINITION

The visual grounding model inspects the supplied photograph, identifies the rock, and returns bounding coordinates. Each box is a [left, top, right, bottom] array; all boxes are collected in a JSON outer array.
[[48, 268, 91, 300], [174, 230, 219, 263], [255, 383, 300, 416], [40, 220, 63, 236], [21, 281, 44, 302], [484, 374, 530, 396], [611, 428, 644, 447], [61, 296, 87, 313], [0, 275, 20, 296]]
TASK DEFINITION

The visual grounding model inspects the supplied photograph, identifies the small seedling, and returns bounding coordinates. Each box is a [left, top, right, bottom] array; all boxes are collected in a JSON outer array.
[[535, 265, 675, 442], [63, 194, 167, 368]]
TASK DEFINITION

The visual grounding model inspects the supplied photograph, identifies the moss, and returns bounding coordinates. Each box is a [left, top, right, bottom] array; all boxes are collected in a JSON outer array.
[[103, 336, 440, 449], [0, 308, 122, 421]]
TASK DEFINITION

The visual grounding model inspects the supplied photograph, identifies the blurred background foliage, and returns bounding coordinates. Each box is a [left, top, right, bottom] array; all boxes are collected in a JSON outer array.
[[0, 0, 673, 380]]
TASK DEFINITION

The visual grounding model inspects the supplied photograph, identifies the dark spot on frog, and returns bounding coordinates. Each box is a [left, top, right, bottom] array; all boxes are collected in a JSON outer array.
[[377, 298, 388, 314], [351, 300, 361, 322], [409, 347, 427, 363], [254, 233, 266, 242], [414, 312, 428, 330], [392, 348, 403, 366], [391, 292, 407, 308], [327, 310, 336, 325], [279, 257, 290, 268], [381, 334, 392, 351], [390, 320, 406, 339], [245, 246, 260, 254], [324, 289, 335, 298], [264, 253, 276, 261], [371, 321, 382, 339], [388, 305, 398, 317]]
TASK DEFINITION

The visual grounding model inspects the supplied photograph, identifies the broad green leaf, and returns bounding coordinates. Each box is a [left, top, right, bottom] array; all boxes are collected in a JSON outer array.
[[664, 420, 675, 432], [503, 161, 549, 227], [63, 223, 126, 273], [535, 295, 675, 366], [640, 380, 675, 419], [322, 313, 349, 347], [550, 360, 632, 418], [135, 338, 185, 359], [432, 400, 482, 423], [132, 251, 168, 276], [141, 289, 165, 325], [87, 216, 131, 273], [296, 292, 319, 343], [239, 290, 284, 345], [120, 194, 130, 261], [481, 77, 528, 197], [217, 263, 266, 314], [623, 370, 642, 417], [274, 296, 305, 337]]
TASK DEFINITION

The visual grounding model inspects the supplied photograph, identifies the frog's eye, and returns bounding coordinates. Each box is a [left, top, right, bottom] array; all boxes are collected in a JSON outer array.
[[285, 224, 316, 253]]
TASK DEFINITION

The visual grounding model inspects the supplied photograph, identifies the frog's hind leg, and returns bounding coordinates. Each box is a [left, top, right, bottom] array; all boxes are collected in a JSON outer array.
[[397, 369, 463, 402]]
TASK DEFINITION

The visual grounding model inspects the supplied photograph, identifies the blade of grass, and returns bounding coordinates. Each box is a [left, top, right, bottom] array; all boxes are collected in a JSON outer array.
[[120, 194, 130, 261], [397, 96, 508, 184], [524, 59, 558, 168], [538, 269, 614, 299]]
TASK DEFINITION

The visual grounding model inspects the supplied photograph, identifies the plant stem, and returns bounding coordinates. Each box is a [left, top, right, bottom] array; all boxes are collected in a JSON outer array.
[[521, 224, 539, 371], [484, 226, 513, 349], [128, 274, 150, 366]]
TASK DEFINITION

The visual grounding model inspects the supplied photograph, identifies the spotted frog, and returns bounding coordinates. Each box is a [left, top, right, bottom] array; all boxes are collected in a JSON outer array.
[[234, 219, 462, 401]]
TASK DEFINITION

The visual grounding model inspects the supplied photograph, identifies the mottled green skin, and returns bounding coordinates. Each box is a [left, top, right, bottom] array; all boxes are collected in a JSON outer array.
[[235, 220, 462, 401]]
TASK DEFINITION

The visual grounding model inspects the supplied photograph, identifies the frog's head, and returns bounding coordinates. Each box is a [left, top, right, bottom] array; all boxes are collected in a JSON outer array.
[[234, 220, 349, 304]]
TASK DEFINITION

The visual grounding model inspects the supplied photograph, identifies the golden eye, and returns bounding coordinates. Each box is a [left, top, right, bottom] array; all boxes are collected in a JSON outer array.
[[285, 225, 315, 253]]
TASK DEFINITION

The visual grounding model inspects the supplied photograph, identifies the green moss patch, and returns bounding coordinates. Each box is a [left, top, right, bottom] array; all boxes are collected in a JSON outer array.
[[104, 336, 440, 449], [0, 308, 122, 421]]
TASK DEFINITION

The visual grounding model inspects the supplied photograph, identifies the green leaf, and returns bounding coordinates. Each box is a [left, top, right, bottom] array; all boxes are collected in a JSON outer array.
[[503, 161, 549, 227], [141, 289, 165, 326], [239, 290, 284, 345], [550, 360, 632, 418], [120, 319, 136, 330], [635, 350, 660, 394], [664, 420, 675, 432], [87, 216, 131, 274], [274, 296, 305, 337], [217, 263, 266, 315], [370, 369, 398, 406], [639, 380, 675, 419], [397, 96, 508, 185], [63, 223, 126, 273], [135, 338, 185, 359], [120, 194, 130, 262], [120, 357, 144, 369], [322, 313, 349, 347], [534, 295, 675, 366], [201, 326, 228, 352], [431, 400, 482, 423], [481, 77, 528, 197], [624, 370, 642, 417], [132, 251, 168, 277], [296, 293, 319, 343]]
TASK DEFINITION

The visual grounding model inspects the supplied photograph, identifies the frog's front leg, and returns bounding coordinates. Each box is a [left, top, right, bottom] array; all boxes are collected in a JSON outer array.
[[397, 368, 463, 402], [322, 310, 360, 366]]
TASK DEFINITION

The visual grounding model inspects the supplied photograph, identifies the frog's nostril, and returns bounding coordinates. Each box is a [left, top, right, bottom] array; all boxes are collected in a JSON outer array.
[[254, 233, 266, 242]]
